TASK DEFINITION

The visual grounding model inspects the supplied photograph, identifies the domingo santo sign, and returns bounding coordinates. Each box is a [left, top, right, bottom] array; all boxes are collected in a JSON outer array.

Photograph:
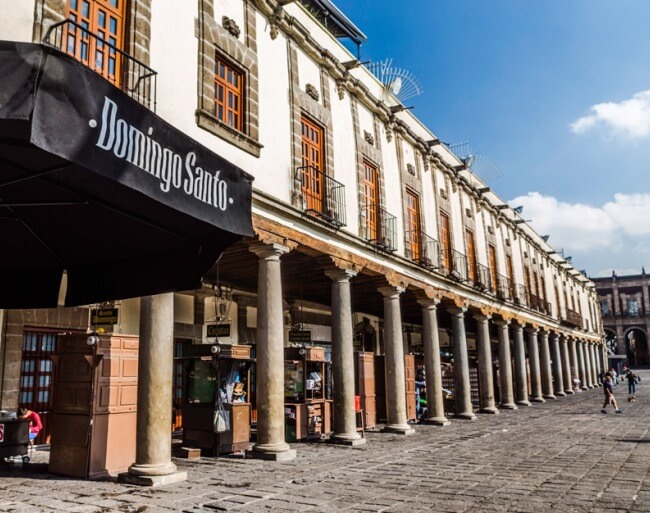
[[94, 97, 233, 211]]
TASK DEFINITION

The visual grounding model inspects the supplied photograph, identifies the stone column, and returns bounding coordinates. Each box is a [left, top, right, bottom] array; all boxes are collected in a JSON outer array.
[[539, 329, 555, 400], [512, 321, 531, 406], [448, 306, 476, 420], [379, 286, 414, 434], [494, 319, 516, 409], [550, 333, 566, 397], [577, 340, 588, 390], [584, 342, 594, 388], [561, 335, 574, 394], [591, 343, 602, 386], [121, 293, 186, 486], [569, 337, 579, 391], [326, 268, 366, 446], [248, 243, 296, 460], [419, 299, 450, 425], [526, 327, 545, 403], [474, 313, 498, 414]]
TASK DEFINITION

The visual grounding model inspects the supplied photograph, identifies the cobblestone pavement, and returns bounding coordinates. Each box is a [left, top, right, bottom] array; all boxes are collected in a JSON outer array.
[[2, 370, 650, 513]]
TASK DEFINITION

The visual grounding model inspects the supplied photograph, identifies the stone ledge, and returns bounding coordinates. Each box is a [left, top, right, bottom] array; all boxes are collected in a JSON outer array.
[[117, 470, 187, 487]]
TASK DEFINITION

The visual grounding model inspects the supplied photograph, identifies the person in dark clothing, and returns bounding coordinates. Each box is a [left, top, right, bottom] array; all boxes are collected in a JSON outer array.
[[626, 370, 641, 401], [602, 373, 622, 414]]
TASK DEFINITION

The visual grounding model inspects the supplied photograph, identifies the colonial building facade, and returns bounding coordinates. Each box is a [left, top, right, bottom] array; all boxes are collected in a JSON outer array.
[[0, 0, 604, 482], [594, 270, 650, 369]]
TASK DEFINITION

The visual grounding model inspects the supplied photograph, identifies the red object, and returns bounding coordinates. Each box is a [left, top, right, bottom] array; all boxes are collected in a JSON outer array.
[[354, 395, 361, 411]]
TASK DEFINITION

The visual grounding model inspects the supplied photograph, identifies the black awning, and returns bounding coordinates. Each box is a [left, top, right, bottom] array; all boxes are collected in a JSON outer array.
[[0, 42, 253, 308]]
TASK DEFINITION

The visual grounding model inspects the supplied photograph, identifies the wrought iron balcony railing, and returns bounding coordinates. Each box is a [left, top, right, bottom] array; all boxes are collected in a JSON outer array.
[[564, 308, 583, 328], [295, 166, 346, 227], [497, 274, 511, 301], [449, 250, 468, 282], [476, 263, 495, 294], [514, 284, 528, 307], [405, 231, 440, 269], [43, 19, 157, 110], [361, 204, 397, 251]]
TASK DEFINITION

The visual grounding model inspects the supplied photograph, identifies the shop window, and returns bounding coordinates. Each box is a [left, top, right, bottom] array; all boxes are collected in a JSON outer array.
[[214, 56, 244, 132], [362, 160, 380, 241], [65, 0, 126, 85], [300, 116, 325, 214], [18, 331, 59, 444], [440, 212, 452, 274], [405, 190, 421, 261]]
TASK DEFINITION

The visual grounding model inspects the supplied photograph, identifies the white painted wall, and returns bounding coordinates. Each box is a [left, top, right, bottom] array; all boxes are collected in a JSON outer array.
[[296, 47, 321, 100], [1, 1, 34, 42]]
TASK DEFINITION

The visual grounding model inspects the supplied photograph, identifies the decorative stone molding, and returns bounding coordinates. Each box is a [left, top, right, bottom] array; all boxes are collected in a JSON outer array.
[[440, 188, 448, 199], [406, 163, 416, 176], [363, 130, 375, 146], [222, 16, 241, 38], [487, 225, 494, 234], [465, 208, 473, 218], [336, 79, 346, 100], [305, 83, 320, 101]]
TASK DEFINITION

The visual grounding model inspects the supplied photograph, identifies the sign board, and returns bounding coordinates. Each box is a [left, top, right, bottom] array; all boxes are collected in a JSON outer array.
[[289, 330, 312, 344], [206, 324, 231, 338], [91, 308, 119, 326], [0, 423, 4, 443]]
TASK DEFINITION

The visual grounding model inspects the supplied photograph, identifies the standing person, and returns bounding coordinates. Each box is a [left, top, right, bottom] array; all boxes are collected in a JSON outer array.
[[18, 407, 42, 442], [626, 370, 641, 401], [610, 367, 618, 385], [602, 373, 622, 414]]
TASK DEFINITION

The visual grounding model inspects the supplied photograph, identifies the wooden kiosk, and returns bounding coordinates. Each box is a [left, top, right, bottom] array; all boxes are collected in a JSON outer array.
[[284, 347, 332, 441], [181, 344, 253, 455]]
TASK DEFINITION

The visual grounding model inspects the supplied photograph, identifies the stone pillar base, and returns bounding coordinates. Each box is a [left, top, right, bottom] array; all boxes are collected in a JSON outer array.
[[382, 425, 415, 435], [565, 389, 575, 395], [454, 412, 477, 420], [531, 397, 546, 403], [246, 448, 297, 461], [543, 394, 557, 400], [499, 403, 518, 410], [516, 400, 532, 407], [581, 386, 589, 390], [479, 407, 499, 414], [421, 417, 451, 426], [554, 391, 566, 397], [118, 471, 187, 487], [587, 385, 595, 389], [328, 435, 367, 447]]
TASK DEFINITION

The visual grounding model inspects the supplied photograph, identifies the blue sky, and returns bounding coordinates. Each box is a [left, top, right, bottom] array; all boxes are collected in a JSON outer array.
[[334, 0, 650, 277]]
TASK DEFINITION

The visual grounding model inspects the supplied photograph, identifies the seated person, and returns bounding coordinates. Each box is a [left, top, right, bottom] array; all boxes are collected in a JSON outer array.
[[19, 407, 42, 442]]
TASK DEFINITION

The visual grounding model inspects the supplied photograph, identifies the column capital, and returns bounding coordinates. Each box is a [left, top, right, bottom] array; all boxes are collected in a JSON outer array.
[[447, 306, 467, 316], [525, 326, 539, 335], [378, 285, 404, 298], [492, 317, 510, 327], [417, 297, 440, 309], [472, 312, 491, 322], [324, 268, 358, 282], [249, 242, 291, 260]]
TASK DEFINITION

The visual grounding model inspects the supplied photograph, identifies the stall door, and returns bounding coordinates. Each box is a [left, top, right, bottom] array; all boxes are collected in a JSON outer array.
[[404, 355, 417, 421]]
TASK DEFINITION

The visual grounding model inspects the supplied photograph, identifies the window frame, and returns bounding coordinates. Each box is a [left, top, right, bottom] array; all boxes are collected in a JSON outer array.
[[214, 54, 246, 133]]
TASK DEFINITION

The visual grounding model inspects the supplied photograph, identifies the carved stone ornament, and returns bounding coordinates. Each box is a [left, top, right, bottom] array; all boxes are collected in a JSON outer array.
[[523, 251, 528, 258], [487, 225, 494, 234], [336, 79, 346, 100], [364, 130, 375, 146], [222, 16, 241, 38], [270, 23, 279, 40], [406, 163, 416, 176], [439, 188, 448, 199], [505, 238, 511, 247], [385, 122, 394, 142], [306, 83, 320, 101], [465, 208, 473, 218]]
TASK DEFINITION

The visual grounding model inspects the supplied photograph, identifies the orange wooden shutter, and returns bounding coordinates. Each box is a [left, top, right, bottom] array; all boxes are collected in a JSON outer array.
[[440, 212, 451, 272], [362, 160, 379, 240], [466, 229, 476, 282], [300, 117, 325, 213], [406, 190, 421, 260], [488, 244, 498, 291]]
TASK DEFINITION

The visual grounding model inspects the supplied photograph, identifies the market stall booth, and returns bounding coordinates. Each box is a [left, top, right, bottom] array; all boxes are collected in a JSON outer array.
[[181, 344, 254, 455], [48, 333, 138, 479], [284, 347, 332, 441]]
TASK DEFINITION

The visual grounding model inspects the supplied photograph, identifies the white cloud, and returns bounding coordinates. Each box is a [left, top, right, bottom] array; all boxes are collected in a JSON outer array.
[[508, 192, 650, 275], [570, 90, 650, 139]]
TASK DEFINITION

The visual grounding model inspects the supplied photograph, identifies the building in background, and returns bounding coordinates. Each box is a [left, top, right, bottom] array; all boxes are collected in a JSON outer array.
[[593, 270, 650, 371]]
